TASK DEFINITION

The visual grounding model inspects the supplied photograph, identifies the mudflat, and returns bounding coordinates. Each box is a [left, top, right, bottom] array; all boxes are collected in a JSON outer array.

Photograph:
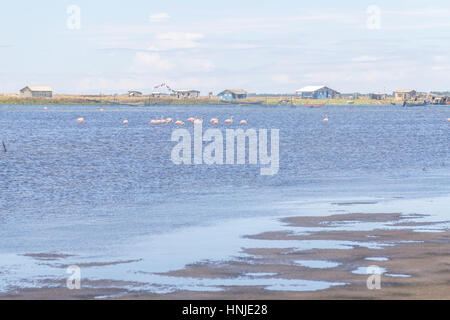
[[3, 211, 450, 300]]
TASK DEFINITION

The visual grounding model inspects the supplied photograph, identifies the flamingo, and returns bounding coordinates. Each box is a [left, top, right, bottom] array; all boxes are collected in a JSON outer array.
[[76, 117, 84, 123], [43, 107, 48, 110], [149, 117, 161, 125], [224, 116, 234, 124], [240, 119, 248, 125], [123, 119, 129, 125], [447, 118, 450, 122], [165, 117, 173, 123], [99, 108, 104, 112], [194, 117, 203, 125], [323, 115, 329, 123], [210, 117, 219, 124], [187, 117, 195, 123], [175, 120, 185, 125]]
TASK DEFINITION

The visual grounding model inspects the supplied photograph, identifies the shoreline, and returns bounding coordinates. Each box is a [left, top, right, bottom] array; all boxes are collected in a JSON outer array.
[[1, 195, 450, 300], [0, 95, 437, 106]]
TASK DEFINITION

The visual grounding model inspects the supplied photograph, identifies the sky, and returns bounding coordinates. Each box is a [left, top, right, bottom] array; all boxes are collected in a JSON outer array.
[[0, 0, 450, 95]]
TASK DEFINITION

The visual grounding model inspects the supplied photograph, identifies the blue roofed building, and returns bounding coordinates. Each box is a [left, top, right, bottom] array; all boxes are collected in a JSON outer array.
[[295, 86, 340, 99], [218, 89, 248, 101]]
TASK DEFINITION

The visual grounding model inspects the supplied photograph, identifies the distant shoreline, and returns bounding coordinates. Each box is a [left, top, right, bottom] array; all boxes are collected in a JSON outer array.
[[0, 95, 428, 106]]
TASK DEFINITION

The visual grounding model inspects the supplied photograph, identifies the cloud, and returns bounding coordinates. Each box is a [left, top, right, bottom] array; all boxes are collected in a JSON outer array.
[[149, 13, 170, 22], [181, 58, 215, 72], [272, 74, 291, 84], [130, 52, 174, 72], [129, 51, 214, 74], [148, 32, 204, 51], [351, 55, 383, 63], [78, 77, 146, 93]]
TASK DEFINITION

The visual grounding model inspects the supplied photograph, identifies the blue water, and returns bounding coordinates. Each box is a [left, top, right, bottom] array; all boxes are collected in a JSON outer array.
[[0, 104, 449, 293]]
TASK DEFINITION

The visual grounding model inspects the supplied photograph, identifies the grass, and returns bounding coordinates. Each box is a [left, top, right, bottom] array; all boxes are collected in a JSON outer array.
[[0, 94, 400, 106]]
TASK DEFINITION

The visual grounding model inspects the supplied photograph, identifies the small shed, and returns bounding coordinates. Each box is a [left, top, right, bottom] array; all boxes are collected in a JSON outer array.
[[394, 90, 416, 100], [172, 90, 200, 99], [295, 86, 339, 99], [370, 93, 387, 100], [217, 89, 248, 101], [20, 86, 53, 98], [128, 90, 143, 97]]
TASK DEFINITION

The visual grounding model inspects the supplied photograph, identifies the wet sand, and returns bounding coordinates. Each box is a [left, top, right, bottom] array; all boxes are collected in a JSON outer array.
[[2, 211, 450, 299]]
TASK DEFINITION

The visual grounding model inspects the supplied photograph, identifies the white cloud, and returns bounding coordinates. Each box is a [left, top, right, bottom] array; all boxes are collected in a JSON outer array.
[[130, 52, 174, 72], [272, 74, 291, 84], [433, 55, 448, 63], [148, 32, 204, 51], [351, 55, 383, 63], [181, 58, 215, 72], [78, 77, 146, 93], [149, 13, 170, 22]]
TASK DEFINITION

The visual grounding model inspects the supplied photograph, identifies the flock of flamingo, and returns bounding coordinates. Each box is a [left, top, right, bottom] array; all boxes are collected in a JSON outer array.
[[70, 111, 449, 125], [74, 113, 249, 125]]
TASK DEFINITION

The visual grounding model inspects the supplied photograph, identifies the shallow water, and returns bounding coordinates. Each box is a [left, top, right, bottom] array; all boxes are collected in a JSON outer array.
[[0, 104, 449, 294]]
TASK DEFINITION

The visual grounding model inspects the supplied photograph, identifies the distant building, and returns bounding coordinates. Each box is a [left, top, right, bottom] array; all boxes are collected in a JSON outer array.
[[128, 90, 142, 97], [20, 86, 53, 98], [394, 90, 416, 100], [217, 89, 248, 100], [370, 93, 387, 100], [295, 86, 339, 99], [172, 90, 200, 99]]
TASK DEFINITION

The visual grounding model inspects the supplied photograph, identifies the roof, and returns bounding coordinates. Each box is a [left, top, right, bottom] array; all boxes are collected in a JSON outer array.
[[295, 85, 338, 93], [394, 89, 416, 93], [174, 89, 200, 93], [220, 89, 247, 95], [21, 86, 53, 92]]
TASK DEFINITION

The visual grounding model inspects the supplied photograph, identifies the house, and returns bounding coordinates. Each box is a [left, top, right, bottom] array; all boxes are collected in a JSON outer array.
[[128, 90, 142, 97], [217, 89, 248, 100], [295, 86, 339, 99], [370, 93, 387, 100], [394, 90, 416, 100], [20, 86, 53, 98], [171, 90, 200, 99]]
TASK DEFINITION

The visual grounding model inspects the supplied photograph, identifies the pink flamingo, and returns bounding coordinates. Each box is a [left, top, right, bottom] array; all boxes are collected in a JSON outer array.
[[165, 117, 173, 123], [76, 117, 84, 123], [175, 119, 185, 125], [187, 117, 195, 123], [150, 117, 162, 125], [224, 116, 234, 124], [123, 119, 129, 125], [323, 115, 329, 123], [210, 117, 219, 124], [240, 119, 248, 125]]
